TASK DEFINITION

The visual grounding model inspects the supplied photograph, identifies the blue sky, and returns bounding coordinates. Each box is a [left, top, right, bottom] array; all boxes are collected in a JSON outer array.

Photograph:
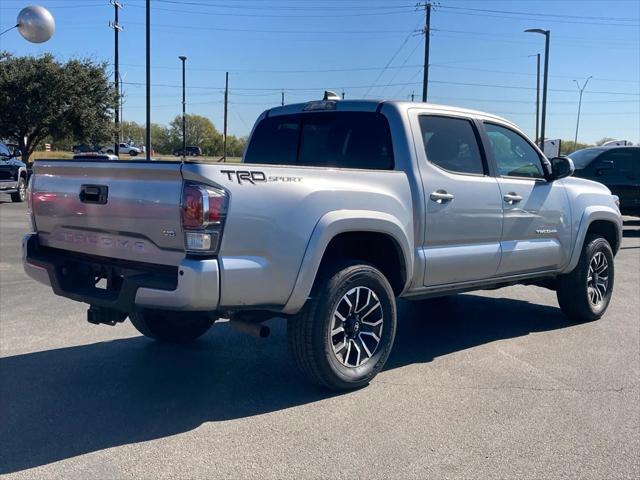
[[1, 0, 639, 143]]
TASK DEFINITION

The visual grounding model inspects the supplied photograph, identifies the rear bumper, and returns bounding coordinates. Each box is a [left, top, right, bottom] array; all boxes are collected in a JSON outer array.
[[23, 234, 219, 312]]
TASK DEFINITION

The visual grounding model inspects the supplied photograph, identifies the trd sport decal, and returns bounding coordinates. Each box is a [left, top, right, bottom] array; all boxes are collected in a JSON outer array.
[[221, 170, 302, 185]]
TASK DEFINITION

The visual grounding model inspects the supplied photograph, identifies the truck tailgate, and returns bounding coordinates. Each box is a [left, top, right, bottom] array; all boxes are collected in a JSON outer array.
[[30, 161, 185, 266]]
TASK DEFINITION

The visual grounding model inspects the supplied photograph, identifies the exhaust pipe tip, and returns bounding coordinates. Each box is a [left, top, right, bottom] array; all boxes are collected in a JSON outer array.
[[230, 319, 270, 338]]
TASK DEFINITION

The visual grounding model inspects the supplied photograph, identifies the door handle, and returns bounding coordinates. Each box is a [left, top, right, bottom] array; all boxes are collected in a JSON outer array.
[[503, 192, 523, 204], [430, 190, 455, 203]]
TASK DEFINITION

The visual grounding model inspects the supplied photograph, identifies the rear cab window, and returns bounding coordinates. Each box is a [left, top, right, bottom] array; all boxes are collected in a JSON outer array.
[[244, 111, 394, 170], [418, 115, 486, 175]]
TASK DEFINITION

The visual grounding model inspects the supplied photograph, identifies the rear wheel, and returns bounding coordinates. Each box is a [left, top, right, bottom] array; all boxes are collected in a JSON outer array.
[[556, 234, 614, 322], [10, 177, 26, 203], [129, 309, 214, 342], [288, 262, 397, 390]]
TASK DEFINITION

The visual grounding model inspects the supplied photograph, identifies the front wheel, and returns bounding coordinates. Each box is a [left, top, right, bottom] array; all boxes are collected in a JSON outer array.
[[288, 262, 397, 390], [11, 177, 26, 203], [129, 309, 214, 342], [556, 234, 614, 322]]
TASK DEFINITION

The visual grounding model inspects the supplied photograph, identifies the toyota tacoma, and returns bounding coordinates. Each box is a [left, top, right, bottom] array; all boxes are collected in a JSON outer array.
[[23, 99, 622, 390]]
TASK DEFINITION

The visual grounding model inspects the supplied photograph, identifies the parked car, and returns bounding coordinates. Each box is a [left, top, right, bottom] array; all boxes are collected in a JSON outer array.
[[23, 99, 622, 390], [0, 141, 28, 202], [173, 146, 203, 157], [569, 146, 640, 216], [73, 153, 119, 161], [72, 144, 100, 154], [100, 143, 142, 156]]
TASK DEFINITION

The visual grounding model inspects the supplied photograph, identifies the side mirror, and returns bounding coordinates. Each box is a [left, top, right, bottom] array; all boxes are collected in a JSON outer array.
[[549, 156, 574, 181]]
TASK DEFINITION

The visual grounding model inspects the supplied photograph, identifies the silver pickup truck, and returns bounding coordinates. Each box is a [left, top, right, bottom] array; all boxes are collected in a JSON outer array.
[[23, 99, 622, 390]]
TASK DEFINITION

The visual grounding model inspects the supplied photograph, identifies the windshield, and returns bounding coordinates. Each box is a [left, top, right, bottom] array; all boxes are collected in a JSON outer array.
[[568, 148, 605, 169]]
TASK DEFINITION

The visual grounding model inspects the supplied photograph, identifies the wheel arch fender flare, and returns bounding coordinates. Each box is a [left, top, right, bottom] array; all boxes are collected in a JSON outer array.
[[563, 206, 622, 274], [282, 210, 413, 314]]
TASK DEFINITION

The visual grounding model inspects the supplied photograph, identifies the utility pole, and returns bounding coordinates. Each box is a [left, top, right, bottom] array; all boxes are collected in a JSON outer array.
[[422, 2, 431, 102], [223, 71, 228, 161], [109, 0, 123, 155], [179, 56, 187, 159], [573, 76, 592, 147], [281, 89, 284, 106], [535, 53, 540, 145], [525, 29, 550, 149], [145, 0, 151, 160]]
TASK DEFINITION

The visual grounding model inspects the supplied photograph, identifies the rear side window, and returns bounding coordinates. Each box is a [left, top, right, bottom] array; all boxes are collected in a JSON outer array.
[[244, 112, 394, 170], [418, 116, 485, 175]]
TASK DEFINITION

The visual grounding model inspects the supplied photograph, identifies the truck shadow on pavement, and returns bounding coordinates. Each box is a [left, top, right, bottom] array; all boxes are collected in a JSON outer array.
[[0, 294, 571, 473]]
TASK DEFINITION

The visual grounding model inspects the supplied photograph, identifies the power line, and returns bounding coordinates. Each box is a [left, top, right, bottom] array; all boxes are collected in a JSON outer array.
[[125, 21, 410, 35], [363, 28, 419, 98], [121, 80, 639, 96], [436, 7, 640, 27], [437, 5, 639, 23], [127, 2, 418, 18]]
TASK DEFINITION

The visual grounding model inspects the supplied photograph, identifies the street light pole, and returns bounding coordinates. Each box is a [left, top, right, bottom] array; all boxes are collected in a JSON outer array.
[[573, 76, 592, 147], [179, 56, 187, 160], [109, 0, 123, 156], [529, 53, 540, 145], [145, 0, 151, 161], [525, 29, 550, 149]]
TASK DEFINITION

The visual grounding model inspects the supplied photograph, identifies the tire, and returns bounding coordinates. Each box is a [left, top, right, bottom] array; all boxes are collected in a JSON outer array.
[[106, 149, 114, 154], [288, 262, 397, 390], [129, 309, 214, 342], [10, 177, 26, 203], [556, 234, 614, 322]]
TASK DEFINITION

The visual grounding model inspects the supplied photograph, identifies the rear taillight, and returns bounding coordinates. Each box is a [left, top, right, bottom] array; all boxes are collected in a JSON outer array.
[[181, 182, 228, 254]]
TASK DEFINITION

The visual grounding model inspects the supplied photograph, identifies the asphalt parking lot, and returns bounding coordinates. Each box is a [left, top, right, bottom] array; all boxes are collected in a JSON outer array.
[[1, 198, 638, 479]]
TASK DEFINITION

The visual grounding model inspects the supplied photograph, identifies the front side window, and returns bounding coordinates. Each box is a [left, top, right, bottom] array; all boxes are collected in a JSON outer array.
[[244, 112, 394, 170], [484, 123, 545, 179], [597, 150, 634, 174], [418, 115, 485, 175], [0, 143, 10, 158]]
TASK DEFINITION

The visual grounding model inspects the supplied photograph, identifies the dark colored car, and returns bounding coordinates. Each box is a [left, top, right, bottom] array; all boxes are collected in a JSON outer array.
[[72, 144, 100, 154], [569, 146, 640, 216], [0, 141, 28, 202], [173, 146, 203, 156]]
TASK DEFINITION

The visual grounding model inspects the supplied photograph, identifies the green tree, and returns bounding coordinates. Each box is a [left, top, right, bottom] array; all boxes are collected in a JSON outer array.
[[0, 54, 116, 162], [225, 135, 247, 158], [120, 120, 146, 146], [560, 140, 591, 155], [169, 114, 223, 156]]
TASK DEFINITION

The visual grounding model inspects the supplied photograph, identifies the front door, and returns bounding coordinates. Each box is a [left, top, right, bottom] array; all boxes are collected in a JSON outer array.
[[481, 122, 572, 275], [413, 113, 503, 286], [592, 148, 640, 213]]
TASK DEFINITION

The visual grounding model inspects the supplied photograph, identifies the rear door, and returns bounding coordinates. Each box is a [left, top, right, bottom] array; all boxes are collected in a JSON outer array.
[[481, 122, 572, 275], [411, 112, 503, 286]]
